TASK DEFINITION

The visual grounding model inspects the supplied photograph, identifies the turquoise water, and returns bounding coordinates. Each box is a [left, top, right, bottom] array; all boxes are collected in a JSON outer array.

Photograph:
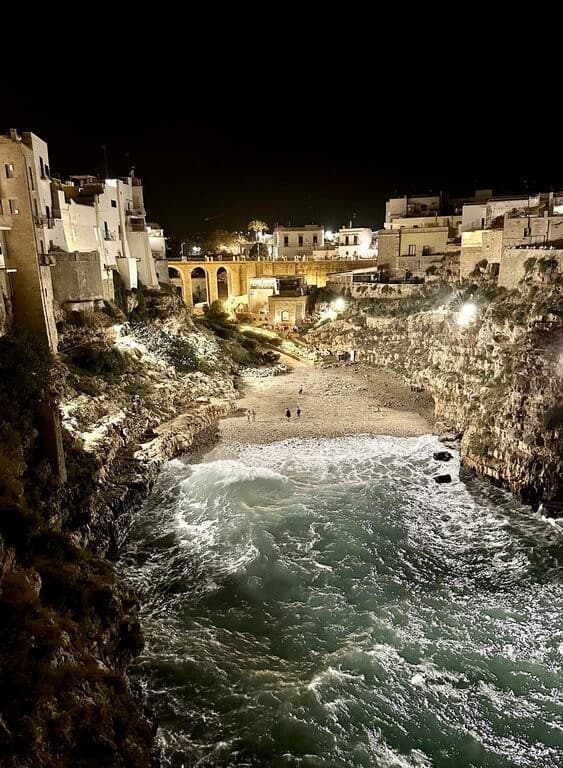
[[121, 435, 563, 767]]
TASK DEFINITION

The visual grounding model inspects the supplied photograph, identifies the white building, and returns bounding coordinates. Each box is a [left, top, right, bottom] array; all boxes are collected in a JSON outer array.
[[147, 223, 168, 283], [336, 226, 374, 259], [272, 225, 324, 260], [49, 173, 162, 299]]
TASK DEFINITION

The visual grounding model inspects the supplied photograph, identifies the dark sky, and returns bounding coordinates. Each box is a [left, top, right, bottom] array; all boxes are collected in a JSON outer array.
[[5, 54, 560, 253]]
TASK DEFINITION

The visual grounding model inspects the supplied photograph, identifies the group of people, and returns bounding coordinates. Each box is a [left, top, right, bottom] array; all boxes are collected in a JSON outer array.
[[285, 385, 304, 420]]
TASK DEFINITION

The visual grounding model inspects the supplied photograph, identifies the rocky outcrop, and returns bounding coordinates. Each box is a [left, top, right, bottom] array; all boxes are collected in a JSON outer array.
[[309, 284, 563, 508], [0, 291, 238, 767]]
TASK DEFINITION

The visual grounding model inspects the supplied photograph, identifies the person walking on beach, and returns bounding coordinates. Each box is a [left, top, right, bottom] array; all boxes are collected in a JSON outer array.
[[296, 405, 302, 418], [251, 408, 256, 422], [246, 408, 252, 423], [286, 408, 291, 421], [298, 385, 304, 395]]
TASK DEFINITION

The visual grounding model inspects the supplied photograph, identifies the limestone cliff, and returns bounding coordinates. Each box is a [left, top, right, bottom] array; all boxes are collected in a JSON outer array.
[[0, 288, 238, 767], [309, 283, 563, 509]]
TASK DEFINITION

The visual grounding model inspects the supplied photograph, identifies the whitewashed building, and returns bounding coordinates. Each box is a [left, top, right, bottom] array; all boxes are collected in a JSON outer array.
[[49, 173, 162, 299], [337, 226, 374, 259]]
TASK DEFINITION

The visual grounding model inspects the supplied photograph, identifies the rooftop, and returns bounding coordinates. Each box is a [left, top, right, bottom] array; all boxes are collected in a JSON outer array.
[[274, 224, 323, 231]]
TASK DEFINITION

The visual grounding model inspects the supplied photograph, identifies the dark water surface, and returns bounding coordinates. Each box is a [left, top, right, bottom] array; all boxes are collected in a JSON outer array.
[[121, 435, 563, 767]]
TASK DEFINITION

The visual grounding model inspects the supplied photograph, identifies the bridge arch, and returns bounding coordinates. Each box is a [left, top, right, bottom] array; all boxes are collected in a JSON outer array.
[[216, 266, 229, 300], [168, 266, 185, 299], [191, 267, 209, 305]]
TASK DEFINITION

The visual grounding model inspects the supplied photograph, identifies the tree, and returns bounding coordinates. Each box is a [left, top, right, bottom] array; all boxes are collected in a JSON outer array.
[[247, 220, 269, 241], [203, 230, 240, 254], [249, 242, 269, 260]]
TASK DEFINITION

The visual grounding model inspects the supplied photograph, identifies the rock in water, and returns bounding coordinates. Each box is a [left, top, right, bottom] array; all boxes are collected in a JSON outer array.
[[434, 474, 452, 483], [433, 451, 453, 462]]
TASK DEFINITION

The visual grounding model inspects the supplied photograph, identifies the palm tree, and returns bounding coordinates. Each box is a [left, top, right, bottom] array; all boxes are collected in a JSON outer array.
[[247, 219, 269, 242]]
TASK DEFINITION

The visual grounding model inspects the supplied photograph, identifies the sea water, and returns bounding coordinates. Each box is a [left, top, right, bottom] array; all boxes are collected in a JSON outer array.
[[121, 435, 563, 767]]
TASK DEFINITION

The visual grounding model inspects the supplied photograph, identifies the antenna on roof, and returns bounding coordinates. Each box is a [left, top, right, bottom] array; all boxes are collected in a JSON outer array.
[[101, 144, 109, 179]]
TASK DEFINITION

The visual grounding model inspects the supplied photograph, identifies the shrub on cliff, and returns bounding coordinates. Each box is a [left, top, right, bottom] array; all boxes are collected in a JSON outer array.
[[543, 404, 563, 430], [66, 343, 128, 377], [198, 301, 236, 339]]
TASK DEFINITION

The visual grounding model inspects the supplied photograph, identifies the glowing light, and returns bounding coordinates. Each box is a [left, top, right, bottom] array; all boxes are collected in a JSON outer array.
[[331, 297, 347, 313], [325, 230, 334, 240], [192, 246, 201, 255], [457, 302, 477, 326]]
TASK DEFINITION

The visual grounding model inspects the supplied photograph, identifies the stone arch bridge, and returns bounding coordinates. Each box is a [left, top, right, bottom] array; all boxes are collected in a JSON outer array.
[[168, 258, 378, 307]]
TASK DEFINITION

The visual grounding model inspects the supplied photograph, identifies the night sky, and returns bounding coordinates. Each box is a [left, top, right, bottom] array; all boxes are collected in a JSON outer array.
[[5, 59, 560, 254]]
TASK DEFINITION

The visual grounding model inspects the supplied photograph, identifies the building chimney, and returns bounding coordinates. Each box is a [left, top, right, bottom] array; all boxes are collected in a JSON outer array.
[[9, 128, 19, 142]]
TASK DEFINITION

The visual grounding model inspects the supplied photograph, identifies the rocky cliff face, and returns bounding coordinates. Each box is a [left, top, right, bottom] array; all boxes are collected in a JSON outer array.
[[309, 283, 563, 509], [0, 289, 237, 767]]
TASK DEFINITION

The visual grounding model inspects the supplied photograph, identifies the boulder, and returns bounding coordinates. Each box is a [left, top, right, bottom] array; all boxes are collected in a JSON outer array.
[[434, 474, 452, 483], [433, 451, 453, 462]]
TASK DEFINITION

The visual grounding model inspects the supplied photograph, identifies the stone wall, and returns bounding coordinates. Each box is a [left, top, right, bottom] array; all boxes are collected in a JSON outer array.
[[349, 283, 425, 299], [460, 229, 504, 279], [498, 248, 563, 289], [50, 250, 104, 305], [309, 285, 563, 507]]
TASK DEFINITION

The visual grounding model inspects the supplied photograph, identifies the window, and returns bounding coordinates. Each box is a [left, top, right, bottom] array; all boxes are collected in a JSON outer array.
[[9, 199, 19, 214], [353, 235, 358, 245], [408, 244, 416, 255], [39, 157, 45, 178], [283, 235, 289, 247], [281, 310, 289, 321], [44, 164, 50, 178], [313, 235, 318, 246], [298, 235, 304, 246], [111, 199, 117, 208], [5, 163, 14, 179], [422, 245, 432, 256], [45, 205, 51, 219], [345, 235, 349, 245], [29, 167, 34, 190], [34, 199, 39, 216], [524, 226, 531, 237]]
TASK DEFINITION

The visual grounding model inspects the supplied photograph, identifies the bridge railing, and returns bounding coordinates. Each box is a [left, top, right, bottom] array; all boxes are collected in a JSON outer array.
[[171, 254, 377, 264]]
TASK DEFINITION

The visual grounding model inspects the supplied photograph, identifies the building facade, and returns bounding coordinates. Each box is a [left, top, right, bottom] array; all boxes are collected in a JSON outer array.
[[272, 225, 324, 260], [0, 130, 58, 350], [336, 226, 374, 259], [460, 190, 563, 281]]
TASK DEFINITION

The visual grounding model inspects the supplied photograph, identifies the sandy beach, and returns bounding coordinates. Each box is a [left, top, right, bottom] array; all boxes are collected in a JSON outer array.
[[216, 357, 435, 448]]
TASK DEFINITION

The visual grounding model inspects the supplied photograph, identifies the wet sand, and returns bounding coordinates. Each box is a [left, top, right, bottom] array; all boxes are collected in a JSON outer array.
[[216, 361, 435, 448]]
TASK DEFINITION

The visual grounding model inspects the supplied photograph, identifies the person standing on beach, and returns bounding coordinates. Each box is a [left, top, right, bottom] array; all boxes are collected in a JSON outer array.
[[246, 408, 252, 423], [286, 408, 291, 421], [251, 408, 256, 422], [296, 405, 302, 418]]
